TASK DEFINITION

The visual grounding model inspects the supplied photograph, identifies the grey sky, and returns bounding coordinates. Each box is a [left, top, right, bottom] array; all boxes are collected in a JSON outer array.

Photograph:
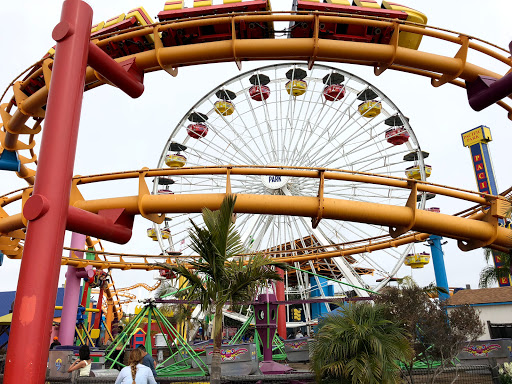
[[1, 0, 511, 305]]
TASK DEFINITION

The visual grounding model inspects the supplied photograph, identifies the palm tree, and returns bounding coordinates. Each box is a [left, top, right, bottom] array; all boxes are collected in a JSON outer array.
[[157, 194, 286, 384], [479, 248, 511, 288], [310, 302, 412, 384]]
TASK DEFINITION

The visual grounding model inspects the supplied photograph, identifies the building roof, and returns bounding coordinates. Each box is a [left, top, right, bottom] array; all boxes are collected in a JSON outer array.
[[0, 287, 71, 349], [0, 313, 12, 325], [446, 286, 512, 306], [0, 287, 67, 318]]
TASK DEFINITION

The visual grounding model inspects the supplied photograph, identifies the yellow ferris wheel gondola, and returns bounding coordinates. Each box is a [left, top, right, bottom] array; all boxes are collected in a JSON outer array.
[[404, 252, 431, 269], [405, 164, 432, 180], [165, 154, 187, 168], [214, 100, 235, 116], [285, 80, 307, 96], [147, 227, 171, 241], [357, 88, 381, 118], [285, 67, 307, 96], [214, 89, 236, 116]]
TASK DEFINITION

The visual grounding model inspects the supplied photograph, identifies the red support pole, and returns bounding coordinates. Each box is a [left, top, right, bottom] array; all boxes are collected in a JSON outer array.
[[3, 1, 92, 383], [93, 286, 104, 330], [276, 268, 287, 339], [81, 281, 91, 308]]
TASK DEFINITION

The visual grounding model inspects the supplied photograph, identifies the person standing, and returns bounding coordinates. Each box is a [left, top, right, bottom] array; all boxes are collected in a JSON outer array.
[[137, 345, 157, 378], [50, 337, 61, 349], [115, 348, 157, 384], [112, 326, 126, 371], [295, 330, 304, 339]]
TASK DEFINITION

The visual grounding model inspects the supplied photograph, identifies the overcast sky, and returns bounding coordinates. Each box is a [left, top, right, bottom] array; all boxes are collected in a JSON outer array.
[[1, 0, 512, 307]]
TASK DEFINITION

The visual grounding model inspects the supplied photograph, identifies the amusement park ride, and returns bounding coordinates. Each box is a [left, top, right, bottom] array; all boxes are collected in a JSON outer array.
[[0, 0, 512, 381]]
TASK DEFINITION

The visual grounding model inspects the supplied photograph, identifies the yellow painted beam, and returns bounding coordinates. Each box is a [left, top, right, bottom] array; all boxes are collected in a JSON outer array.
[[55, 306, 100, 313]]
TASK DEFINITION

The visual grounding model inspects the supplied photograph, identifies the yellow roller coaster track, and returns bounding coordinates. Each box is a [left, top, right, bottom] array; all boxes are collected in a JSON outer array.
[[0, 10, 511, 188], [91, 281, 161, 308], [1, 165, 511, 269]]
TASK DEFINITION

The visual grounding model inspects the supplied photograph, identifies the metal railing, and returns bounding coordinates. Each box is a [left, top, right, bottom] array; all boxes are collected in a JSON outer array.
[[0, 366, 499, 384], [401, 365, 498, 384]]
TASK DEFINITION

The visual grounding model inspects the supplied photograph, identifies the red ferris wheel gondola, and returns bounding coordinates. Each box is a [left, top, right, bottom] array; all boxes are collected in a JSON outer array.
[[322, 72, 345, 101], [385, 127, 410, 145], [187, 123, 208, 139], [384, 115, 409, 145], [187, 112, 208, 139], [249, 74, 271, 101]]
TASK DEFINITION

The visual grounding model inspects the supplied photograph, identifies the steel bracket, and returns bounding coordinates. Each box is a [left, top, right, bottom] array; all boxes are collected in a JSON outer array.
[[389, 179, 417, 238], [312, 170, 325, 229], [138, 168, 165, 224], [374, 22, 400, 76], [432, 35, 469, 87], [457, 197, 509, 251]]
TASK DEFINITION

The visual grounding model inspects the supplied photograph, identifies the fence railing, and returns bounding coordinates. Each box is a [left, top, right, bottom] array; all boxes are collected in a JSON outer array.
[[0, 365, 500, 383], [401, 365, 499, 384]]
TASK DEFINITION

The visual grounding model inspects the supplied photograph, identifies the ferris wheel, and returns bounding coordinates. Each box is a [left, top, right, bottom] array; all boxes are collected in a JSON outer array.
[[151, 63, 429, 297]]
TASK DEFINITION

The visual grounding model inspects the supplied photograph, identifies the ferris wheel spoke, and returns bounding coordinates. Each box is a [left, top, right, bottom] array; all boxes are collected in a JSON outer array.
[[186, 145, 238, 166], [250, 215, 275, 251], [322, 188, 408, 203], [188, 130, 251, 165], [341, 146, 410, 170], [236, 78, 276, 164], [314, 119, 386, 168], [341, 134, 394, 162], [284, 216, 301, 258], [240, 214, 266, 247], [281, 86, 298, 163], [285, 72, 325, 163], [321, 260, 349, 293], [335, 117, 386, 152], [284, 67, 319, 163], [355, 159, 409, 174], [306, 105, 365, 163], [307, 260, 331, 312], [183, 129, 238, 165], [235, 213, 256, 239], [317, 219, 401, 278], [293, 78, 360, 164], [328, 219, 403, 263], [233, 85, 271, 159], [205, 103, 264, 165], [295, 216, 369, 296]]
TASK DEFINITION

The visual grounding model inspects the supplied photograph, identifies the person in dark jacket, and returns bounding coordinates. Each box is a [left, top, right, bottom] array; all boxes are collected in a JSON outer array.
[[50, 336, 61, 349], [137, 345, 157, 377]]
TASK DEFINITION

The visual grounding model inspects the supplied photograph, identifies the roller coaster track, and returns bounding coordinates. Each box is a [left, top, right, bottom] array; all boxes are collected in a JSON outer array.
[[1, 10, 511, 189], [112, 281, 162, 293], [1, 165, 511, 270], [91, 281, 161, 309]]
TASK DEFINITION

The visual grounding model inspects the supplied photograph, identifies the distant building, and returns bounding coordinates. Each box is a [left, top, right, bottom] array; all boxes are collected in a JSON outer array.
[[0, 288, 67, 350], [445, 286, 512, 340]]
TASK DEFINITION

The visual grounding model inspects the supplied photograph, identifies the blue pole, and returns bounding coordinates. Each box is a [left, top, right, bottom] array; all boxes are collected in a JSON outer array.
[[428, 235, 450, 301]]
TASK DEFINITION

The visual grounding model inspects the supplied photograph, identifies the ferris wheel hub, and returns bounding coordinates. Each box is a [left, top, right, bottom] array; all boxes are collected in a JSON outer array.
[[261, 162, 290, 190]]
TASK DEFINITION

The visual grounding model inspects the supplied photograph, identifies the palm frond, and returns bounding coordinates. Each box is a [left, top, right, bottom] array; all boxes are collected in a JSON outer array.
[[311, 303, 412, 383], [479, 250, 511, 288]]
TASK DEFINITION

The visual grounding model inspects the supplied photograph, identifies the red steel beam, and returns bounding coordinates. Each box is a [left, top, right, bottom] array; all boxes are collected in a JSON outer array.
[[87, 42, 144, 98]]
